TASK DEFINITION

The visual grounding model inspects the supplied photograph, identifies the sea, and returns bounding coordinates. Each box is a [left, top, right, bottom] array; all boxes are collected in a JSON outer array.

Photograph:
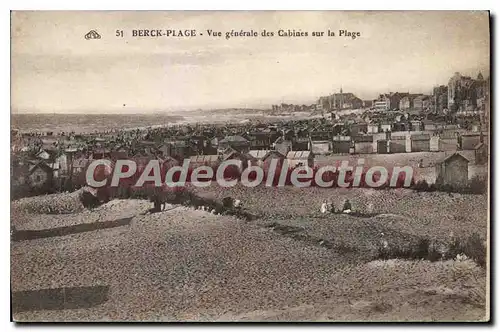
[[11, 113, 188, 134], [11, 110, 317, 134]]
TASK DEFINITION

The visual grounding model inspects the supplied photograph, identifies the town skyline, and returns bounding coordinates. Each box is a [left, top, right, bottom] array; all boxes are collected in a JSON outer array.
[[11, 11, 490, 114]]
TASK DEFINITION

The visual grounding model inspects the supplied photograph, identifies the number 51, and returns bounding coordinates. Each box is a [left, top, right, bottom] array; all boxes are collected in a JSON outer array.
[[116, 30, 124, 37]]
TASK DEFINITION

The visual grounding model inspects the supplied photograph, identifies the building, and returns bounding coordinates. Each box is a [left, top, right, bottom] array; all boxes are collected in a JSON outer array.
[[310, 130, 331, 141], [28, 161, 54, 190], [475, 72, 489, 117], [399, 96, 412, 111], [484, 75, 491, 124], [247, 150, 285, 169], [429, 136, 440, 152], [438, 132, 459, 152], [389, 92, 409, 110], [410, 134, 431, 152], [435, 153, 469, 188], [286, 151, 314, 168], [309, 140, 331, 155], [350, 122, 368, 136], [353, 135, 373, 154], [367, 123, 379, 134], [332, 123, 346, 136], [91, 147, 111, 160], [409, 120, 422, 132], [422, 120, 440, 131], [413, 95, 431, 112], [245, 131, 278, 150], [389, 135, 406, 153], [432, 85, 448, 113], [189, 155, 220, 168], [376, 139, 389, 154], [380, 123, 392, 133], [373, 94, 391, 111], [202, 138, 218, 155], [448, 72, 478, 113], [160, 141, 194, 160], [460, 133, 483, 150], [222, 147, 247, 162], [11, 158, 30, 187], [474, 143, 488, 165], [35, 149, 56, 161], [111, 148, 128, 160], [399, 94, 422, 111], [318, 89, 363, 111], [292, 137, 310, 151], [218, 135, 250, 154], [332, 136, 351, 154], [72, 158, 90, 176], [471, 123, 482, 132]]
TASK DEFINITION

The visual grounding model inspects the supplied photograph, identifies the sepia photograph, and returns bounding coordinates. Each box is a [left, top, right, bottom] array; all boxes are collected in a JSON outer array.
[[10, 10, 490, 322]]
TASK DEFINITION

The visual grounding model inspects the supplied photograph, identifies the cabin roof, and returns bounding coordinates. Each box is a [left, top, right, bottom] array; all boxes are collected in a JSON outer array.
[[286, 151, 312, 159], [73, 158, 90, 168], [248, 150, 284, 160], [474, 142, 486, 150], [353, 135, 373, 143], [29, 161, 53, 174], [410, 134, 430, 141], [248, 150, 270, 159], [219, 135, 249, 143], [332, 135, 351, 141], [437, 152, 469, 165], [189, 155, 220, 163]]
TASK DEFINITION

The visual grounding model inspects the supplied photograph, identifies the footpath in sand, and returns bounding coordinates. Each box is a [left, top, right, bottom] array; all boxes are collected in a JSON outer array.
[[11, 194, 488, 322]]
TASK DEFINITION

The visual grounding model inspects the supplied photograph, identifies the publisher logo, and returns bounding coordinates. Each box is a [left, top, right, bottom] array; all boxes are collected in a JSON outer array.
[[85, 30, 101, 40]]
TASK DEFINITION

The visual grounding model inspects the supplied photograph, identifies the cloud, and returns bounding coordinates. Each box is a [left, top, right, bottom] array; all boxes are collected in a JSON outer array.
[[11, 11, 490, 112]]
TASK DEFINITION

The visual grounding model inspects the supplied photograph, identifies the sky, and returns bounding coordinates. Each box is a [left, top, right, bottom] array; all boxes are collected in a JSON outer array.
[[11, 11, 490, 113]]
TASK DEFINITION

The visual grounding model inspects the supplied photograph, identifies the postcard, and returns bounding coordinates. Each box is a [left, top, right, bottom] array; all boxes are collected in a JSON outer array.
[[10, 11, 490, 322]]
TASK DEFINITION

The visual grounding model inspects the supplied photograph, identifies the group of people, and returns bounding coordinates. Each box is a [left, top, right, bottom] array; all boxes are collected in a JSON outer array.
[[320, 199, 352, 214]]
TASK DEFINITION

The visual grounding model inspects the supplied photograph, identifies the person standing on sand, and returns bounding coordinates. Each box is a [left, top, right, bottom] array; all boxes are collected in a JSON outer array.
[[342, 199, 352, 213], [149, 191, 162, 213], [320, 201, 328, 214], [330, 202, 336, 214]]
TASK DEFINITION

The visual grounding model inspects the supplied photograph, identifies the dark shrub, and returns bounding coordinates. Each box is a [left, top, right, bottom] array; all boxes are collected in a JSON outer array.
[[412, 180, 429, 191], [375, 233, 486, 267], [469, 176, 487, 194], [463, 233, 486, 267], [415, 238, 430, 259], [222, 197, 234, 208], [79, 191, 101, 209]]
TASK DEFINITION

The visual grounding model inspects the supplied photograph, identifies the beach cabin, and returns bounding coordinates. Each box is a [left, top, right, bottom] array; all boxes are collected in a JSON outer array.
[[247, 150, 285, 170], [353, 135, 374, 154], [310, 140, 332, 155], [410, 134, 431, 152], [377, 139, 389, 154], [286, 151, 314, 168], [460, 133, 483, 150], [435, 153, 469, 188], [389, 134, 406, 154], [439, 132, 458, 152], [331, 135, 351, 154], [218, 135, 250, 154], [189, 155, 221, 169], [474, 143, 488, 165]]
